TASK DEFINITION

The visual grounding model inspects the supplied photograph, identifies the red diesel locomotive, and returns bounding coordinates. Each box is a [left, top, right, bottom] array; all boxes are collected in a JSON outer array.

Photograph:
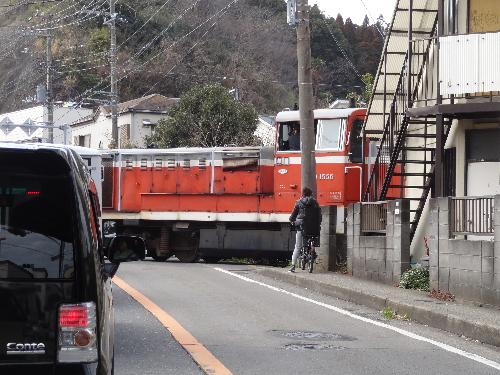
[[100, 108, 367, 263]]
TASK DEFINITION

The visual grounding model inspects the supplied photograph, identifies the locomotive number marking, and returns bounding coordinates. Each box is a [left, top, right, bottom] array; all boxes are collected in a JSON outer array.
[[318, 173, 334, 180]]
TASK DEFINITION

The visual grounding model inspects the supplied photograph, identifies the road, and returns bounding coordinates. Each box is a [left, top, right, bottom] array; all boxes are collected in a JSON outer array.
[[113, 259, 500, 374]]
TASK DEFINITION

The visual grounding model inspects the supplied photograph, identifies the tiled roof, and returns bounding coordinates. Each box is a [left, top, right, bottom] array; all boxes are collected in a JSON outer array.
[[70, 110, 100, 126], [71, 94, 179, 126], [102, 93, 179, 115]]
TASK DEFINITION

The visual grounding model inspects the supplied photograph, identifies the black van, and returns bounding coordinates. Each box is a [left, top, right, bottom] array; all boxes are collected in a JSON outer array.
[[0, 143, 145, 375]]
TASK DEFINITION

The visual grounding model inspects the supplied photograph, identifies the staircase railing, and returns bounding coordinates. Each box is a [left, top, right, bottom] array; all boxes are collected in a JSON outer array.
[[363, 22, 438, 203], [363, 55, 410, 202]]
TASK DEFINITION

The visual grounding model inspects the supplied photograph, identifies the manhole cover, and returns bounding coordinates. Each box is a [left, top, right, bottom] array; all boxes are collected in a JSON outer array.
[[269, 330, 356, 341], [283, 332, 343, 340], [280, 344, 346, 350]]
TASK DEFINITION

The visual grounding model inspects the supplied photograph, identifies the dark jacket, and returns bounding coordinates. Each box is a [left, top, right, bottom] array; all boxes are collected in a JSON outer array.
[[289, 195, 320, 229], [288, 132, 300, 151]]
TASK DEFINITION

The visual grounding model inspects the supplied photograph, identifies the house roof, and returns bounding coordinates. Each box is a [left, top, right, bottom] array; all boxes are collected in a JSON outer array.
[[102, 93, 179, 115], [71, 111, 99, 126], [71, 94, 179, 126]]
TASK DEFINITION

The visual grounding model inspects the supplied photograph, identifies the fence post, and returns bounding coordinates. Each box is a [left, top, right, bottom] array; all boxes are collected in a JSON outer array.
[[428, 198, 439, 291], [346, 203, 361, 276], [438, 197, 451, 293], [389, 199, 411, 285], [317, 205, 338, 271], [493, 195, 500, 304]]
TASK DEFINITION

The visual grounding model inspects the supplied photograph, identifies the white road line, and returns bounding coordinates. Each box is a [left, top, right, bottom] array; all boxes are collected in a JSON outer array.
[[215, 267, 500, 371]]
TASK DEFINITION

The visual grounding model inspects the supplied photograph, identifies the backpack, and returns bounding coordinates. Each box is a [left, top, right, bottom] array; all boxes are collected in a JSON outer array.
[[301, 205, 321, 236]]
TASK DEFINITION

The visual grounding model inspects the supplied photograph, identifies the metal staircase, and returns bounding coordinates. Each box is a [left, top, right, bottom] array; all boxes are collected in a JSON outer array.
[[362, 2, 443, 239]]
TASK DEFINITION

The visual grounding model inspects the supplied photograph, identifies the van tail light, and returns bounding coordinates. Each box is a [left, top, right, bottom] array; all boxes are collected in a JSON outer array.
[[57, 302, 98, 363]]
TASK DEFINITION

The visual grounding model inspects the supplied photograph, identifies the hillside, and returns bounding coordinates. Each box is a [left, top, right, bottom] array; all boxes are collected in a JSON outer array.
[[0, 0, 385, 115]]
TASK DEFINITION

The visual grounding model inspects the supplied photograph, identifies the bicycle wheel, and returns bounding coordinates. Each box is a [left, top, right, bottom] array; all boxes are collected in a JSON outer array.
[[308, 251, 314, 273], [299, 248, 306, 270]]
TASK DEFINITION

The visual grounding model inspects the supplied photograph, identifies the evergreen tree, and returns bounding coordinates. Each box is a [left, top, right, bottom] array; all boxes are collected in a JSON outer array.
[[144, 83, 258, 148]]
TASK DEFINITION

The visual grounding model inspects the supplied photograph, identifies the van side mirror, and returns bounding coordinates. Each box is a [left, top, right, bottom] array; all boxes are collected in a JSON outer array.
[[107, 235, 146, 263]]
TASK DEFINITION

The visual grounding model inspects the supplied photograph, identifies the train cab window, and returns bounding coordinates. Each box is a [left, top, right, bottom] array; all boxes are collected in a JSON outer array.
[[349, 118, 364, 163], [277, 122, 299, 151], [315, 119, 345, 151]]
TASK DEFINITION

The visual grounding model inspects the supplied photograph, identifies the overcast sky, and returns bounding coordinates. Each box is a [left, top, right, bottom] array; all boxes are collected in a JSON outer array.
[[311, 0, 397, 25]]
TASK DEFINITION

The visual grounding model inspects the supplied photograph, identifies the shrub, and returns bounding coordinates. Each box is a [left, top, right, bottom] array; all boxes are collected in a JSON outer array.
[[399, 267, 429, 291]]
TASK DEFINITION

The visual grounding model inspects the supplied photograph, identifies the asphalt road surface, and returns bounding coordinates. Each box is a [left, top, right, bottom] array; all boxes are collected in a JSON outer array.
[[113, 259, 500, 374]]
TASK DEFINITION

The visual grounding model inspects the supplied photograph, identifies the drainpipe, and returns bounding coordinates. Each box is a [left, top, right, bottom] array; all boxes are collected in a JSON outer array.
[[435, 0, 445, 197], [407, 0, 413, 109]]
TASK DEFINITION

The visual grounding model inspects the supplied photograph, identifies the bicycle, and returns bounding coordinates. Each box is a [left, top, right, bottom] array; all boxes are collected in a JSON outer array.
[[298, 235, 318, 273]]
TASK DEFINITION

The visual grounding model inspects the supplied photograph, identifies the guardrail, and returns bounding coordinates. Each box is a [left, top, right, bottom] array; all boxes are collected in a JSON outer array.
[[451, 196, 494, 236], [361, 202, 387, 233]]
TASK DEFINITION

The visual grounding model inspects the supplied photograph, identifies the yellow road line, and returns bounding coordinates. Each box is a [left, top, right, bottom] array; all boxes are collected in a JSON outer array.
[[113, 276, 233, 375]]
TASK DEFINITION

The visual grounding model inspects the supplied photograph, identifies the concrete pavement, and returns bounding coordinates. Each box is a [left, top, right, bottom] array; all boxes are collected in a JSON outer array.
[[255, 267, 500, 348]]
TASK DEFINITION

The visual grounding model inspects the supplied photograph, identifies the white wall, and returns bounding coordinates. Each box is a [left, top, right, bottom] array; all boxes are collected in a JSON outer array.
[[71, 113, 111, 149], [52, 107, 93, 144], [71, 111, 167, 149], [0, 106, 92, 143]]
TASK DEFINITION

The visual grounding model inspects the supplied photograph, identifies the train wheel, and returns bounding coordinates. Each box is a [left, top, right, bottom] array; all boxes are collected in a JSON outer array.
[[171, 232, 200, 263], [151, 254, 170, 262], [175, 250, 199, 263], [203, 257, 222, 264]]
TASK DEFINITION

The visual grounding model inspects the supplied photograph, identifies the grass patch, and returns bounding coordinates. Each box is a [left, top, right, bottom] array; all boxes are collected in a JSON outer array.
[[381, 307, 410, 320]]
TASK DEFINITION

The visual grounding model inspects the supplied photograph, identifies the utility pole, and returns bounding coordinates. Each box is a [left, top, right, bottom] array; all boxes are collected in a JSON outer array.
[[110, 0, 118, 146], [46, 34, 54, 143], [295, 1, 316, 194], [25, 30, 54, 142], [82, 0, 119, 146]]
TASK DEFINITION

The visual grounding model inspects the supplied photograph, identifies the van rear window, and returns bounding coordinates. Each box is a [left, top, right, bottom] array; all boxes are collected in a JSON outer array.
[[0, 151, 75, 279]]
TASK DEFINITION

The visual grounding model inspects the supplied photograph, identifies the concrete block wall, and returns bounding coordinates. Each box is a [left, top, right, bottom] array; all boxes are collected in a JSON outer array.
[[316, 205, 338, 271], [347, 199, 411, 285], [428, 196, 500, 307]]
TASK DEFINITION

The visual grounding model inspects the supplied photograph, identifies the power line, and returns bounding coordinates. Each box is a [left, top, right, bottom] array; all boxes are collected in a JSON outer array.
[[0, 72, 45, 102], [0, 0, 63, 8], [117, 0, 174, 50], [54, 50, 108, 63], [142, 2, 235, 96], [323, 17, 367, 85], [62, 1, 235, 107], [25, 0, 107, 31], [125, 0, 203, 64], [358, 0, 385, 38], [58, 56, 107, 68], [120, 0, 244, 86]]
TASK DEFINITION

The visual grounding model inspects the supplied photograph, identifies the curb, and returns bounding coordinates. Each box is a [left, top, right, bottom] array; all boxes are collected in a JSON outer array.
[[256, 268, 500, 348]]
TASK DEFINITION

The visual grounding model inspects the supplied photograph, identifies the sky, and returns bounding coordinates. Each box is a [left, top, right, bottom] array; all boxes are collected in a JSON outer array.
[[312, 0, 397, 25]]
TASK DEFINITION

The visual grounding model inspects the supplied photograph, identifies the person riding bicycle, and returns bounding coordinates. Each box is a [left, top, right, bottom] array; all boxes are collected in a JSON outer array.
[[289, 187, 320, 272]]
